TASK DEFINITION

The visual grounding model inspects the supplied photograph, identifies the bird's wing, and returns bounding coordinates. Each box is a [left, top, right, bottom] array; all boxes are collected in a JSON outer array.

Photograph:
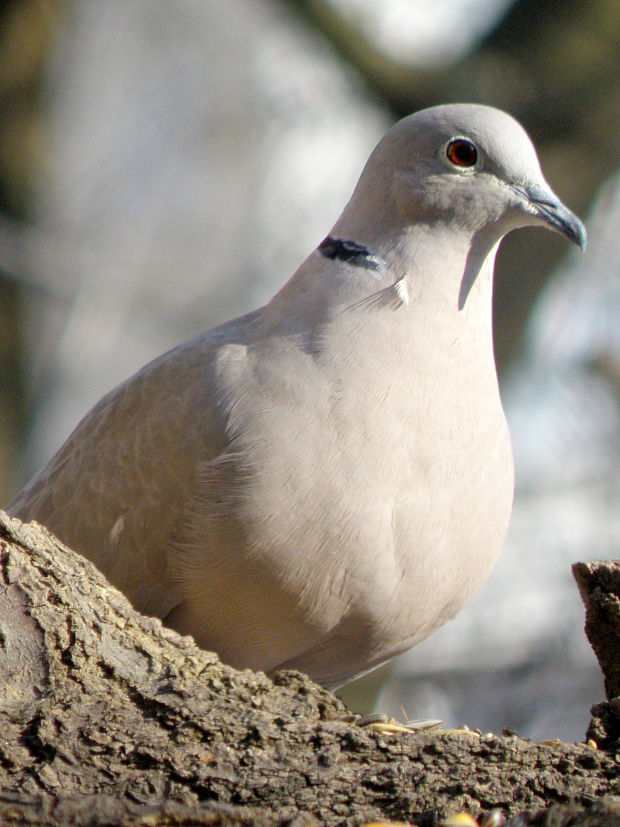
[[8, 321, 255, 619]]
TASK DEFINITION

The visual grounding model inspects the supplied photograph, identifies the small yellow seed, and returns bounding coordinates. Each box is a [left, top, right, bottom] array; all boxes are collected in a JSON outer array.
[[440, 814, 479, 826], [367, 721, 417, 734], [586, 738, 598, 749]]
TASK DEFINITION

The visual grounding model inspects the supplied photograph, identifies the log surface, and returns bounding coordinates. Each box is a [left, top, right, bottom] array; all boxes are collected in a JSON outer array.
[[0, 512, 618, 826]]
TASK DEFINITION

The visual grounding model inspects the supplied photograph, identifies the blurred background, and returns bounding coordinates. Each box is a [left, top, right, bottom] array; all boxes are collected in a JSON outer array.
[[1, 0, 619, 742]]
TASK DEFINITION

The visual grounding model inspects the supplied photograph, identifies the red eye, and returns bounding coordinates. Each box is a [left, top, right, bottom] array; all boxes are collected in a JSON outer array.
[[446, 138, 478, 168]]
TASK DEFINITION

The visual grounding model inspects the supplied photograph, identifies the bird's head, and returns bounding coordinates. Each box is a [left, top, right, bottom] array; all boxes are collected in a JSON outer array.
[[353, 103, 586, 251]]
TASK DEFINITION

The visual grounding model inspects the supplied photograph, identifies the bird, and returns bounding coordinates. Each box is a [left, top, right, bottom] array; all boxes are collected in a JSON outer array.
[[9, 104, 586, 690]]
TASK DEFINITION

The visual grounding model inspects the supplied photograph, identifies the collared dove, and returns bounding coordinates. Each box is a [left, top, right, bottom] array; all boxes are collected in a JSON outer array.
[[9, 104, 586, 689]]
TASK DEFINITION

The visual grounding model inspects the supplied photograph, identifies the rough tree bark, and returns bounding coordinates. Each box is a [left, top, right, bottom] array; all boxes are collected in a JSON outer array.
[[573, 560, 620, 757], [0, 510, 618, 826]]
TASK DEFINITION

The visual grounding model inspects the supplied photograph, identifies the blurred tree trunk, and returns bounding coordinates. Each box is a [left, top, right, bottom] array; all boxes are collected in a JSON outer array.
[[0, 0, 58, 501]]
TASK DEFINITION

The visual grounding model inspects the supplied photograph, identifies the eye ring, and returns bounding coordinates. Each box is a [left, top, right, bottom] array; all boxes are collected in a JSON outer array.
[[445, 138, 478, 169]]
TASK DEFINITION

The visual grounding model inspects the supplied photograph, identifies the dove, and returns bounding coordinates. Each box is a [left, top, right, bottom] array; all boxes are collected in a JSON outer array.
[[9, 104, 586, 689]]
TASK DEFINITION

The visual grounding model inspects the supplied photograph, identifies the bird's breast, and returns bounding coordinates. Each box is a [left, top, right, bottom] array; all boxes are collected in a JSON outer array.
[[230, 304, 514, 671]]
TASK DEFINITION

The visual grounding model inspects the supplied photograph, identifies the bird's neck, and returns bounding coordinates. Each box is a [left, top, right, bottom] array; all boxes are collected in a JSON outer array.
[[268, 218, 503, 354], [328, 215, 502, 318]]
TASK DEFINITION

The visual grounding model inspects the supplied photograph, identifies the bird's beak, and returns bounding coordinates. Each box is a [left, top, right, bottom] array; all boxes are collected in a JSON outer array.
[[512, 183, 587, 250]]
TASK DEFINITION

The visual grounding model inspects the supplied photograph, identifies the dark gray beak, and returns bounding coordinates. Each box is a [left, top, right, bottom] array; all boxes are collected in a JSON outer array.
[[512, 183, 587, 250]]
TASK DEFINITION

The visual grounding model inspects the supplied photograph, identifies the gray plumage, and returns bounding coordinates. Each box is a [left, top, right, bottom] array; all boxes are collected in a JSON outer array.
[[9, 104, 586, 689]]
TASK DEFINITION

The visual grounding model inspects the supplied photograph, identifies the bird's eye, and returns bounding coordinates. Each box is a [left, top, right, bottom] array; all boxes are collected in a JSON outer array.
[[445, 138, 478, 168]]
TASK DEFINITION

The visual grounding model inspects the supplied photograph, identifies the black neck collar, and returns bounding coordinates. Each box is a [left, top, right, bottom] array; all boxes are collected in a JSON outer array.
[[318, 236, 381, 271]]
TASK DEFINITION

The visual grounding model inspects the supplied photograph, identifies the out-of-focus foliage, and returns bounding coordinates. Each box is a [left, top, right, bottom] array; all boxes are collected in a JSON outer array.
[[0, 0, 54, 216]]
